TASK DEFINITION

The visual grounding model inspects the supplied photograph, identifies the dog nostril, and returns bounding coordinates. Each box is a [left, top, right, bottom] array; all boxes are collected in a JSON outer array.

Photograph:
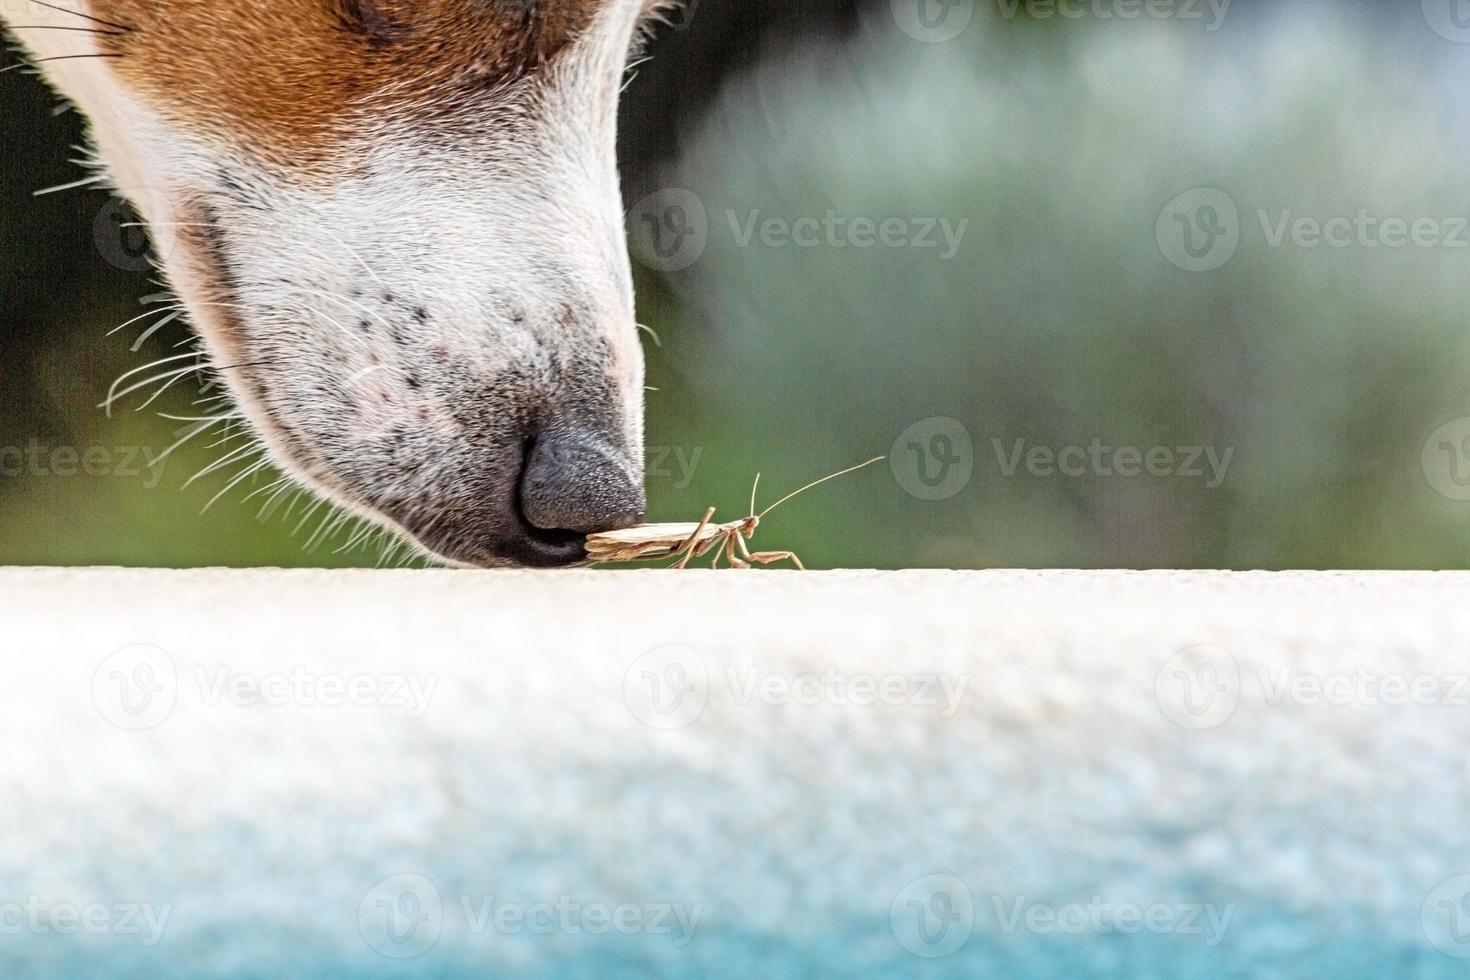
[[520, 432, 646, 535]]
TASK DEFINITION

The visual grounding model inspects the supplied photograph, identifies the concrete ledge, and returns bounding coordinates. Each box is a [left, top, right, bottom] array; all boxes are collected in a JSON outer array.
[[3, 569, 1469, 977]]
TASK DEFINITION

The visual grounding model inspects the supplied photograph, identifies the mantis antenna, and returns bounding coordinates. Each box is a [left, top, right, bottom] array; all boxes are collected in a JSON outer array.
[[757, 456, 886, 520]]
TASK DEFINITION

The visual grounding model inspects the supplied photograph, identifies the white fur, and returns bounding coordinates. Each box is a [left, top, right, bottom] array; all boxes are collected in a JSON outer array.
[[5, 0, 659, 564]]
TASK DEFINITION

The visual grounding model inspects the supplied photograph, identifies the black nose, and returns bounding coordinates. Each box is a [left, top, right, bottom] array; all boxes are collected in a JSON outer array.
[[520, 431, 646, 534]]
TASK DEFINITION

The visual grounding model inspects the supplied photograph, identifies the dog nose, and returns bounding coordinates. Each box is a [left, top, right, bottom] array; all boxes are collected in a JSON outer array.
[[520, 431, 646, 534]]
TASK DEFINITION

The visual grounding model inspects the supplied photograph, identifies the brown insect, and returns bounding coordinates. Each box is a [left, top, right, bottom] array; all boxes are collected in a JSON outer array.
[[585, 456, 885, 569]]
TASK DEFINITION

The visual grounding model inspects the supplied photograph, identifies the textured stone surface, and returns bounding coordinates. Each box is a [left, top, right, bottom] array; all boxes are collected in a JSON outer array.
[[2, 568, 1468, 978]]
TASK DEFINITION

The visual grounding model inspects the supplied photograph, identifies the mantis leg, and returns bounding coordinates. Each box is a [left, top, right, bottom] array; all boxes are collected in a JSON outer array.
[[708, 533, 731, 569], [747, 550, 807, 571], [735, 532, 803, 570], [672, 507, 717, 569], [730, 531, 755, 570]]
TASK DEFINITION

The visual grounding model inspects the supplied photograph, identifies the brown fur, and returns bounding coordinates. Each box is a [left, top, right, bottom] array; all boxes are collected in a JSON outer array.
[[91, 0, 609, 164]]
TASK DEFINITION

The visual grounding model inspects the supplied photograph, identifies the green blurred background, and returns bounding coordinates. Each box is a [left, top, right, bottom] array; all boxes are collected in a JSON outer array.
[[5, 0, 1470, 569]]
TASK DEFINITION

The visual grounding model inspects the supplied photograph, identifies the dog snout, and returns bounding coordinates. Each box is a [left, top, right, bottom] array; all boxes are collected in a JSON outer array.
[[520, 431, 646, 535]]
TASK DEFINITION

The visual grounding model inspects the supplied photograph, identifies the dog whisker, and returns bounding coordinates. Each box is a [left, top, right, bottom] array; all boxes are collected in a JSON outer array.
[[8, 24, 126, 36], [2, 53, 124, 74], [202, 456, 272, 513], [102, 352, 198, 415], [32, 172, 107, 196], [25, 0, 134, 32], [185, 439, 259, 489], [114, 364, 201, 414], [107, 305, 183, 337], [153, 419, 226, 469], [130, 309, 182, 351]]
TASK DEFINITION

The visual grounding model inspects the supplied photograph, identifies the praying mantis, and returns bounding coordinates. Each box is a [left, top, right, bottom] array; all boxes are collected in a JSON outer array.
[[585, 456, 884, 570]]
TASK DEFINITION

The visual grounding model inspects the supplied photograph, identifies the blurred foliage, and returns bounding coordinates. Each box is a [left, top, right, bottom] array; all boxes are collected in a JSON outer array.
[[640, 0, 1470, 570], [4, 0, 1470, 569]]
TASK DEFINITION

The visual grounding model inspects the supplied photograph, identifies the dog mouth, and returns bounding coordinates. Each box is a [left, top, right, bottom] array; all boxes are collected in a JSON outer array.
[[376, 498, 591, 569], [367, 446, 597, 569], [495, 522, 590, 569]]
